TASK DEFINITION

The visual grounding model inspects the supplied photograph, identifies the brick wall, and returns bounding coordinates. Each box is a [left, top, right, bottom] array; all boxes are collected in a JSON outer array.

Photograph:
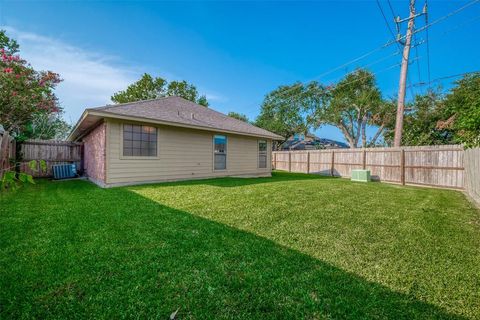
[[83, 123, 106, 184]]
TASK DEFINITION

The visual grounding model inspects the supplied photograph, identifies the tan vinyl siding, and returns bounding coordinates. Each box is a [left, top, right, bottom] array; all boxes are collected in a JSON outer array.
[[105, 119, 271, 185]]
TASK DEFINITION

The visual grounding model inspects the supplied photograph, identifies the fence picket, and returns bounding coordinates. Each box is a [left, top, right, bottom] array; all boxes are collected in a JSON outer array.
[[273, 145, 468, 190], [19, 139, 83, 177]]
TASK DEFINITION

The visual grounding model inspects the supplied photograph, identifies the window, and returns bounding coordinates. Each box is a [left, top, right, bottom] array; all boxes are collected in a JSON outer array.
[[214, 135, 227, 170], [123, 124, 157, 157], [258, 140, 267, 168]]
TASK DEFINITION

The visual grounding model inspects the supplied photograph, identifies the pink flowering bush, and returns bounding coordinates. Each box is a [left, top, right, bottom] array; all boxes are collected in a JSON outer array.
[[0, 46, 63, 134]]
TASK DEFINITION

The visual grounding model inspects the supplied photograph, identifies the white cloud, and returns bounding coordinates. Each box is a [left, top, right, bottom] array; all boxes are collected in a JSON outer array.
[[2, 27, 227, 122], [2, 26, 138, 123], [204, 92, 227, 103]]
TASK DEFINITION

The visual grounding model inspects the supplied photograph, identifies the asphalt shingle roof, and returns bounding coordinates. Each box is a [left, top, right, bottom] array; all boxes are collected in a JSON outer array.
[[88, 96, 283, 139]]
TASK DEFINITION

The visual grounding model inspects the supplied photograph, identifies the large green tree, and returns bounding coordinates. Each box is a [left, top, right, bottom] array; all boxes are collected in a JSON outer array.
[[111, 73, 209, 106], [383, 90, 454, 146], [309, 69, 390, 148], [255, 82, 328, 145], [256, 69, 392, 149], [443, 73, 480, 147], [383, 74, 480, 147]]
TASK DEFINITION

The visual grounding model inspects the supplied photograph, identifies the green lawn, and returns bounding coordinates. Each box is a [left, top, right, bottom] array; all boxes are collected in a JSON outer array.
[[1, 172, 479, 319]]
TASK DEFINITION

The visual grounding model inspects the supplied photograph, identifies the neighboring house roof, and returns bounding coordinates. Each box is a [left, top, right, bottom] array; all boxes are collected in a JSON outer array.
[[68, 96, 283, 141], [282, 133, 349, 150]]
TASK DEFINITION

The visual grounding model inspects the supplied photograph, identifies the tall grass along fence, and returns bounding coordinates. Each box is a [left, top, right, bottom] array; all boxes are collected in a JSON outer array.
[[19, 139, 83, 177], [273, 145, 479, 194], [0, 126, 16, 179]]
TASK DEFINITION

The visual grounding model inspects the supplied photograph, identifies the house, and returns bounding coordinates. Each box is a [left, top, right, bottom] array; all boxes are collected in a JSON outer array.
[[68, 96, 283, 187], [282, 133, 349, 150]]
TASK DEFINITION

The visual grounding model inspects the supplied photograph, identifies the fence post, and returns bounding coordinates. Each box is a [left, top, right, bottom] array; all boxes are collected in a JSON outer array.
[[273, 152, 276, 170], [362, 148, 366, 170], [307, 152, 310, 174], [288, 152, 292, 172], [0, 130, 10, 177], [400, 148, 405, 185], [330, 150, 335, 176]]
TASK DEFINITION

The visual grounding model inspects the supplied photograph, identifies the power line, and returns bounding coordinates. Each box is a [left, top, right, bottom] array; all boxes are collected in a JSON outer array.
[[424, 0, 432, 84], [376, 0, 398, 42], [311, 45, 389, 81], [413, 32, 422, 85], [305, 0, 477, 86], [272, 0, 478, 105], [384, 0, 418, 100], [440, 14, 480, 36], [387, 0, 397, 22], [408, 70, 480, 88], [400, 0, 480, 41], [323, 50, 401, 84], [276, 48, 403, 100]]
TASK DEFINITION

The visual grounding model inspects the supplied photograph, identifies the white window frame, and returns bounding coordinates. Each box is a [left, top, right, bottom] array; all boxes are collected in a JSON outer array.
[[213, 134, 227, 171], [258, 140, 268, 169]]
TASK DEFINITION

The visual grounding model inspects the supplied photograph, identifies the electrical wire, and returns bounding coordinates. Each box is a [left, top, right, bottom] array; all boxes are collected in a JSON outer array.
[[440, 14, 480, 36], [424, 0, 432, 84], [408, 70, 480, 88], [376, 0, 399, 42], [387, 0, 397, 22], [267, 0, 478, 106], [399, 0, 480, 41], [413, 32, 422, 87]]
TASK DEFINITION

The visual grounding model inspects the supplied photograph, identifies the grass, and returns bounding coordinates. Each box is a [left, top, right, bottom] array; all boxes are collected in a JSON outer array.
[[1, 171, 479, 319]]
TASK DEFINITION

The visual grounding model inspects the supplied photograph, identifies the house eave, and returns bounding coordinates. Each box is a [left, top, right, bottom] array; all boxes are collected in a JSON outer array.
[[69, 110, 284, 141]]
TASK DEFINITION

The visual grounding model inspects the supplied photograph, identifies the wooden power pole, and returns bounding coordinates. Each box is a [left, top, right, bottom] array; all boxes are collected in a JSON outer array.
[[393, 0, 417, 147]]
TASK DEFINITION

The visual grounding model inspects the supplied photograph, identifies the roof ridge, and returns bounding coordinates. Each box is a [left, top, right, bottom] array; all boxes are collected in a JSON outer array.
[[89, 96, 176, 111]]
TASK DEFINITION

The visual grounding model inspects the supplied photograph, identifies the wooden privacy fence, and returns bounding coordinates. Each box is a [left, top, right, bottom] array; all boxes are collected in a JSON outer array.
[[0, 127, 16, 179], [464, 148, 480, 204], [273, 145, 466, 189], [19, 139, 83, 177]]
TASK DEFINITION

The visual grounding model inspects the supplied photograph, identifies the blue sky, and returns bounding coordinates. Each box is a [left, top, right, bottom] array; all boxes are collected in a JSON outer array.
[[1, 0, 479, 142]]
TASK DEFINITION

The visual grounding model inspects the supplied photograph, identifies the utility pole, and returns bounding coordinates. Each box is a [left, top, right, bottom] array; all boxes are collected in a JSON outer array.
[[393, 0, 426, 147], [393, 0, 415, 147]]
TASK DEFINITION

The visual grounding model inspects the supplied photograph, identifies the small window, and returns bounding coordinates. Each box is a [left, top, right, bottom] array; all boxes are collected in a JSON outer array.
[[258, 140, 267, 168], [123, 124, 157, 157], [214, 135, 227, 170]]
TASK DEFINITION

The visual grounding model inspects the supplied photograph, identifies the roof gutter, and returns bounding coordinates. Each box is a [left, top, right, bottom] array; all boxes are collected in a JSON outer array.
[[66, 110, 89, 141]]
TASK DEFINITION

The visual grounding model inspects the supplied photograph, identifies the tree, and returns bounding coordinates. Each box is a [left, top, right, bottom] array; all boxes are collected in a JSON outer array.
[[197, 95, 209, 107], [309, 69, 388, 148], [227, 112, 249, 123], [111, 74, 166, 103], [0, 30, 19, 55], [167, 80, 198, 102], [0, 30, 62, 136], [255, 82, 327, 147], [111, 73, 209, 106], [383, 74, 480, 147], [443, 73, 480, 147], [17, 112, 71, 141], [383, 90, 454, 146]]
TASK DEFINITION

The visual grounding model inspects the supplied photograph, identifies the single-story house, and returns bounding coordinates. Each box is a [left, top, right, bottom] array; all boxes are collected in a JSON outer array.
[[68, 96, 283, 187]]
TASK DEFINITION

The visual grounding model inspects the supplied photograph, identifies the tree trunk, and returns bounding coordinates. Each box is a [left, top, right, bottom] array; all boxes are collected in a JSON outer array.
[[361, 116, 367, 148], [369, 124, 385, 147], [339, 121, 356, 148]]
